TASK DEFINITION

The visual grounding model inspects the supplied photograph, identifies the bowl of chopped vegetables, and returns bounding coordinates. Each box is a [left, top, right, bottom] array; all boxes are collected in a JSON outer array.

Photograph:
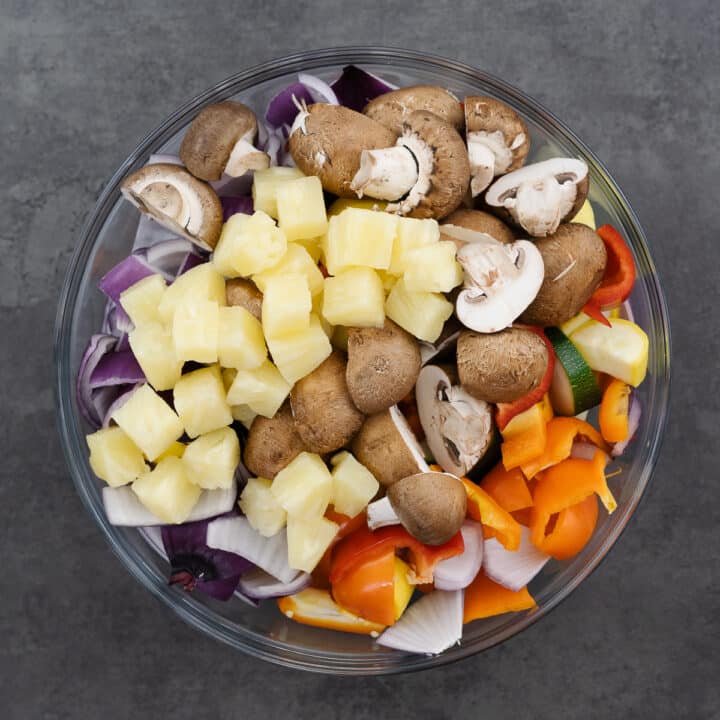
[[54, 47, 670, 674]]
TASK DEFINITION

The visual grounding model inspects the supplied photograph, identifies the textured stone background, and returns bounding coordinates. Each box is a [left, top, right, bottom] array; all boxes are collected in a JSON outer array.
[[2, 1, 718, 717]]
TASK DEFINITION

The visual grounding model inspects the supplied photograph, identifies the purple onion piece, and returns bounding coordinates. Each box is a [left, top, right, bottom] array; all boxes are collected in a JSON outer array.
[[177, 251, 205, 276], [98, 254, 156, 304], [265, 82, 314, 129], [102, 383, 143, 428], [330, 65, 397, 111], [76, 334, 118, 426], [221, 195, 254, 223], [89, 349, 145, 388], [612, 395, 642, 457], [90, 385, 124, 429]]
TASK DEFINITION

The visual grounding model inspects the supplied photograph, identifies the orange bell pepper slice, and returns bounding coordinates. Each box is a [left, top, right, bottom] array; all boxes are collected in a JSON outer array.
[[480, 462, 534, 512], [511, 508, 534, 527], [530, 450, 616, 551], [461, 477, 522, 551], [311, 508, 368, 589], [520, 417, 609, 479], [599, 378, 631, 443], [463, 572, 536, 624], [532, 494, 598, 560], [277, 588, 386, 636], [501, 420, 548, 471]]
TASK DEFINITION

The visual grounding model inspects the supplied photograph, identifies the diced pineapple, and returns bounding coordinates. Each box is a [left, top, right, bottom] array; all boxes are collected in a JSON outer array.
[[377, 270, 399, 293], [252, 166, 305, 219], [330, 451, 380, 518], [327, 197, 387, 216], [128, 321, 183, 391], [217, 305, 267, 370], [111, 384, 184, 461], [276, 175, 328, 242], [324, 208, 398, 274], [86, 426, 148, 487], [331, 325, 349, 352], [265, 314, 332, 385], [231, 404, 258, 429], [294, 237, 323, 263], [225, 359, 291, 418], [261, 273, 312, 339], [120, 274, 166, 327], [387, 217, 440, 276], [212, 211, 287, 278], [385, 278, 454, 342], [158, 264, 226, 324], [253, 243, 324, 297], [182, 426, 240, 489], [239, 477, 287, 537], [156, 441, 186, 461], [322, 267, 385, 327], [132, 456, 201, 524], [271, 452, 333, 518], [312, 293, 333, 338], [173, 298, 219, 364], [403, 241, 464, 293], [173, 365, 233, 438], [287, 515, 339, 572]]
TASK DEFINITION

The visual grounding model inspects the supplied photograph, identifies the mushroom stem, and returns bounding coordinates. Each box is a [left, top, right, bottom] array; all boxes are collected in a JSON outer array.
[[510, 177, 577, 237], [351, 146, 418, 201], [225, 138, 271, 177]]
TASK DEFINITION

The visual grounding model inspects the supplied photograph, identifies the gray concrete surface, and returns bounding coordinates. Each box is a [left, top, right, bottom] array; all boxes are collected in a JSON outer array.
[[2, 1, 718, 717]]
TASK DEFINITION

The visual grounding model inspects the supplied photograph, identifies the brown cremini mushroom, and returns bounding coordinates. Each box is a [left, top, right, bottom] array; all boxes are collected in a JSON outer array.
[[364, 85, 464, 135], [179, 101, 270, 182], [464, 96, 530, 196], [290, 351, 365, 455], [345, 319, 421, 414], [120, 163, 223, 250], [440, 208, 516, 246], [226, 278, 263, 320], [457, 328, 549, 404], [519, 223, 607, 327]]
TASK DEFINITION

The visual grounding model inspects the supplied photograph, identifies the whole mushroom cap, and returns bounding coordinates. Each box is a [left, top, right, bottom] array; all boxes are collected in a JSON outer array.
[[364, 85, 465, 135]]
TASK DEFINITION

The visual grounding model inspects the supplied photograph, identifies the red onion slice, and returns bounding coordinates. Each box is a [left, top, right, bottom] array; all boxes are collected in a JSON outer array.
[[89, 349, 144, 388], [298, 73, 339, 105], [483, 526, 550, 592], [434, 521, 484, 591], [101, 383, 143, 428], [612, 395, 642, 457], [98, 254, 157, 304], [265, 82, 314, 129], [330, 65, 398, 111], [76, 334, 117, 426]]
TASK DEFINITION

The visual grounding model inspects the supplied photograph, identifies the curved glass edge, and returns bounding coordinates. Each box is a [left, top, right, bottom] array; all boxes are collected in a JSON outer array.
[[54, 46, 671, 675]]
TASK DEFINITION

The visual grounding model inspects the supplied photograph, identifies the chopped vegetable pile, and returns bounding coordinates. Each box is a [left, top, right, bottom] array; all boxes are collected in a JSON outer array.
[[79, 65, 649, 656]]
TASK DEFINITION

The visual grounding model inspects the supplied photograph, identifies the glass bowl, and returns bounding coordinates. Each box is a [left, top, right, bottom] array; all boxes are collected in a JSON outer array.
[[54, 47, 671, 674]]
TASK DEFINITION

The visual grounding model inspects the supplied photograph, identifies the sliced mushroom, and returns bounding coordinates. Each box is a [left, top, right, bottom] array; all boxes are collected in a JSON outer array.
[[179, 101, 270, 182], [226, 278, 263, 320], [290, 351, 365, 455], [288, 103, 396, 197], [346, 319, 421, 414], [364, 85, 464, 135], [244, 402, 306, 479], [440, 208, 516, 246], [457, 328, 549, 404], [416, 365, 494, 477], [387, 472, 467, 545], [351, 406, 429, 487], [351, 110, 470, 220], [484, 158, 589, 237], [464, 96, 530, 196], [520, 223, 607, 326], [120, 163, 223, 250]]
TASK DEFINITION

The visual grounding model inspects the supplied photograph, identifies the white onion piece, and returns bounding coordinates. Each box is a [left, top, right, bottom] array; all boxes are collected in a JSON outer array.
[[620, 299, 635, 324], [238, 568, 310, 600], [434, 521, 484, 591], [103, 484, 237, 526], [366, 496, 401, 530], [206, 516, 296, 584], [483, 526, 549, 592], [377, 590, 463, 655], [570, 441, 608, 462], [144, 238, 198, 276], [132, 212, 181, 252], [140, 526, 166, 557], [146, 153, 183, 166], [612, 395, 641, 457], [298, 73, 339, 105]]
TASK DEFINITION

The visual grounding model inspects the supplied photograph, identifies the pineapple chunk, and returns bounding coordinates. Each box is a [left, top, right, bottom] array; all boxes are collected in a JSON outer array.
[[330, 451, 380, 518], [173, 365, 232, 438], [217, 305, 267, 370], [226, 359, 291, 418], [213, 211, 287, 278], [132, 456, 201, 524], [271, 452, 333, 518], [322, 267, 385, 327], [173, 298, 219, 364], [328, 197, 386, 216], [111, 384, 184, 461], [385, 278, 454, 342], [261, 273, 312, 339], [231, 404, 258, 429], [294, 237, 323, 263], [388, 217, 440, 276], [86, 426, 148, 487], [253, 242, 324, 297], [119, 274, 166, 327], [313, 293, 333, 338], [182, 426, 240, 489], [239, 477, 287, 537], [325, 208, 398, 274], [287, 515, 339, 572], [266, 314, 332, 385], [156, 441, 186, 461], [252, 166, 305, 219], [276, 175, 328, 242], [403, 241, 464, 293], [128, 321, 183, 391], [157, 264, 226, 324], [377, 269, 399, 293]]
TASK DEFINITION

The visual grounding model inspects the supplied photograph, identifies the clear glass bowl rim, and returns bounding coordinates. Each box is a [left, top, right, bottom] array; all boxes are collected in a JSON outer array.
[[54, 46, 671, 675]]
